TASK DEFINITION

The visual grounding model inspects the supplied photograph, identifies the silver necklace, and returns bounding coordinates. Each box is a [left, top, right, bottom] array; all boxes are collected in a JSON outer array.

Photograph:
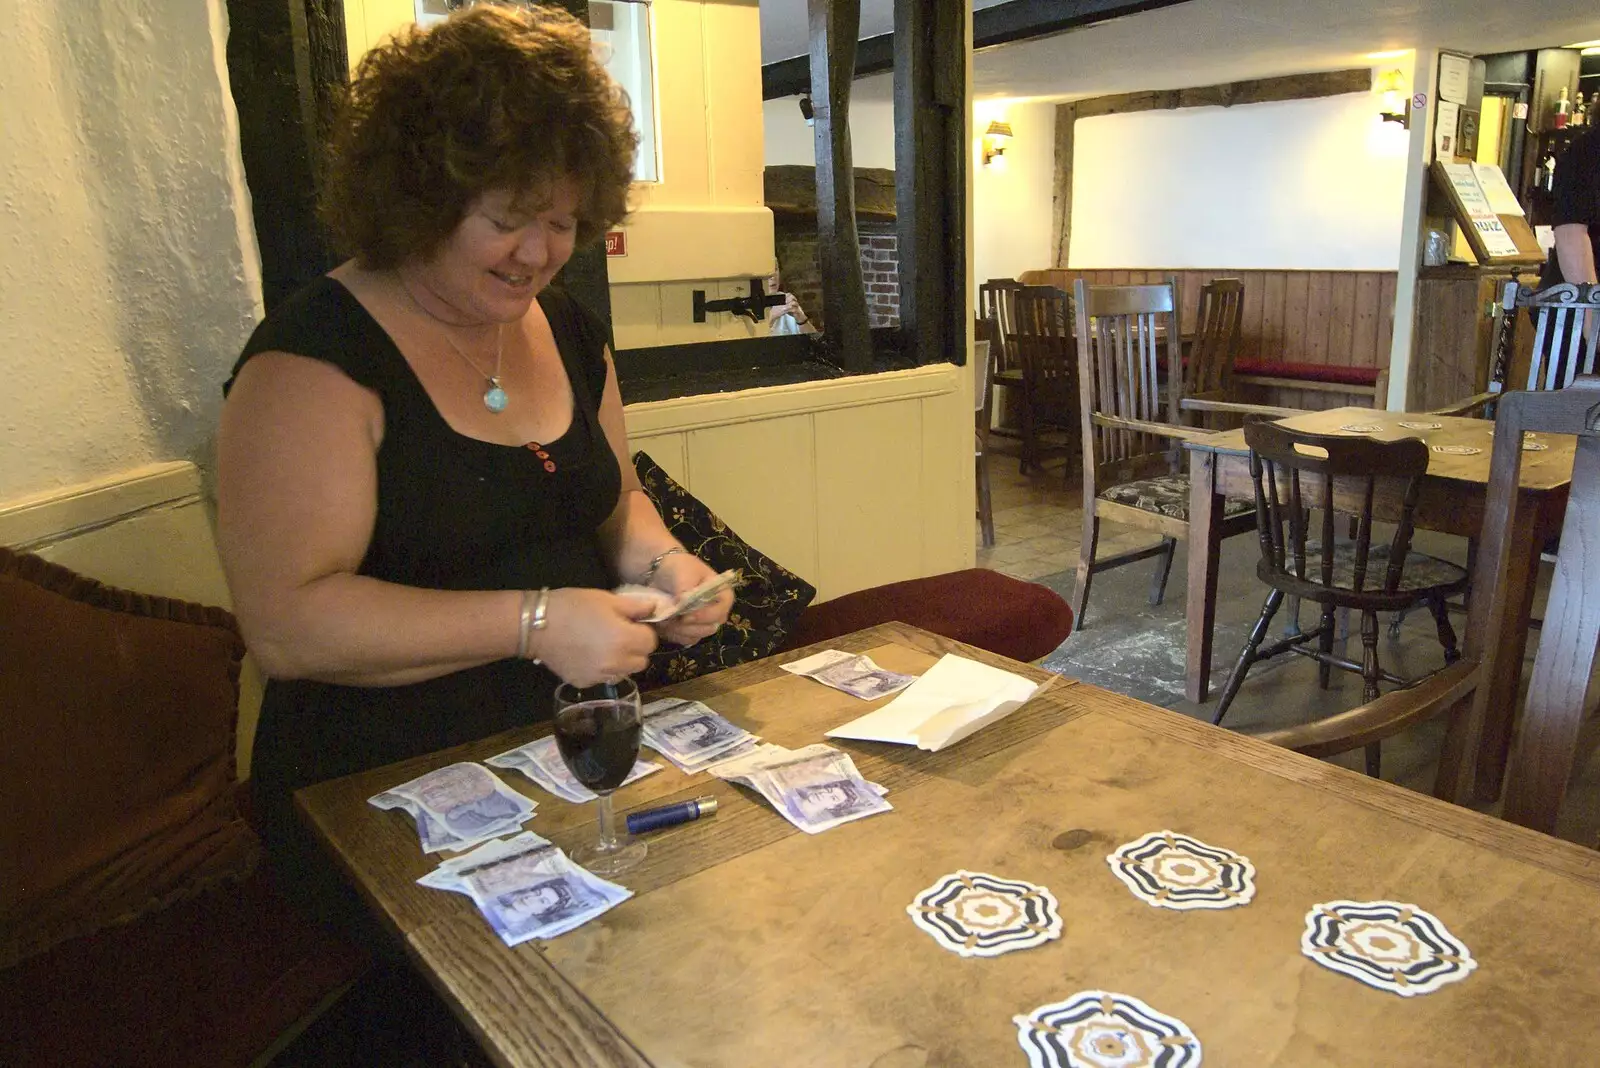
[[441, 326, 508, 413], [401, 278, 509, 413]]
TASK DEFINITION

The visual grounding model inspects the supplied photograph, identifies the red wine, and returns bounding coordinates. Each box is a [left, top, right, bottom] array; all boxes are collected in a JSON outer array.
[[554, 701, 643, 791]]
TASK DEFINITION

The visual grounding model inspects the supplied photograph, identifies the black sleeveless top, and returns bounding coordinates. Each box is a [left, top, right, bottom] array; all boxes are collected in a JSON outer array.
[[227, 277, 619, 911]]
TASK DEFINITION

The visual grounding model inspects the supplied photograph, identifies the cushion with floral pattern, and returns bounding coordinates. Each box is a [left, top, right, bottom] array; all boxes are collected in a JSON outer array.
[[633, 452, 818, 690], [1098, 473, 1253, 521]]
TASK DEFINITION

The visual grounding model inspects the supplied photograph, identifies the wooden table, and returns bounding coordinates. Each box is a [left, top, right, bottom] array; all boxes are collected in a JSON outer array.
[[298, 624, 1600, 1066], [1184, 406, 1574, 799]]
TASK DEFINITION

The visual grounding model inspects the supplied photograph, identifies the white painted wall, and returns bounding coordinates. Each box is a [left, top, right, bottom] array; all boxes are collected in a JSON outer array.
[[972, 101, 1055, 286], [763, 74, 897, 170], [0, 1, 262, 503], [1070, 91, 1410, 270]]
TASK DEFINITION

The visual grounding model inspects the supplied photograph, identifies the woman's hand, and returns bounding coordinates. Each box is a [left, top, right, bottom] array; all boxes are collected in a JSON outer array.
[[532, 588, 660, 686], [651, 551, 734, 647]]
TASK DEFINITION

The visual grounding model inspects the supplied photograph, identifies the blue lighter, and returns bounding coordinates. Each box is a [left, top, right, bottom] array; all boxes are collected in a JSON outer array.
[[625, 795, 719, 835]]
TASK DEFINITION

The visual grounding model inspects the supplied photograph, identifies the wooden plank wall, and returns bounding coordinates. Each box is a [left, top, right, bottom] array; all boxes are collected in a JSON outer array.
[[1015, 268, 1397, 410]]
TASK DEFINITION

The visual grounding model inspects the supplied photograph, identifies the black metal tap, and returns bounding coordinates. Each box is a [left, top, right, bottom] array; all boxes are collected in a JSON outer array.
[[692, 278, 789, 323]]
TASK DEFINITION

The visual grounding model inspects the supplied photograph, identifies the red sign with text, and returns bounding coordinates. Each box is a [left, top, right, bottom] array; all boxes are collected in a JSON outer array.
[[605, 230, 627, 257]]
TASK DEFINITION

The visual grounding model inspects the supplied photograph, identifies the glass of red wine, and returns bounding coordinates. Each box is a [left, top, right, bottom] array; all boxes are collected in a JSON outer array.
[[552, 677, 646, 876]]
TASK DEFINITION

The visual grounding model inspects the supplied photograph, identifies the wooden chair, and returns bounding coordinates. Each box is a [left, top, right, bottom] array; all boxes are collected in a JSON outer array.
[[1434, 281, 1600, 417], [1071, 279, 1257, 627], [1179, 278, 1245, 428], [1211, 421, 1469, 777], [974, 337, 995, 548], [1247, 379, 1600, 820], [979, 278, 1025, 439], [1013, 284, 1079, 476]]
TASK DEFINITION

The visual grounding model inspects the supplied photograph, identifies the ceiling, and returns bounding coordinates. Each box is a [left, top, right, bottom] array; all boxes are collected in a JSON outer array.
[[758, 0, 1600, 103]]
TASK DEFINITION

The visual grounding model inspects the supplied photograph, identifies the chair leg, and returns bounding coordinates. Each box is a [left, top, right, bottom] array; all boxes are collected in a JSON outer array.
[[1073, 514, 1100, 629], [1282, 596, 1302, 638], [1359, 610, 1381, 704], [1365, 741, 1382, 779], [976, 451, 995, 549], [1149, 537, 1178, 606], [1387, 607, 1407, 639], [1019, 395, 1037, 475], [1317, 605, 1337, 689], [1428, 595, 1460, 664], [1213, 589, 1285, 726]]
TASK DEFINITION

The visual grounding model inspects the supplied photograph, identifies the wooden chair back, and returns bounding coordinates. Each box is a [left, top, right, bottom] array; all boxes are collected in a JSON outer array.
[[1464, 377, 1600, 831], [1492, 281, 1600, 392], [1243, 421, 1429, 607], [1251, 377, 1600, 820], [1013, 284, 1075, 406], [1073, 279, 1180, 489], [979, 278, 1025, 378], [1187, 278, 1245, 399]]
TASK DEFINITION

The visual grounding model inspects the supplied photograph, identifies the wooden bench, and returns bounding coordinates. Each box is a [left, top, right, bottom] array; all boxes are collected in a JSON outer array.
[[1017, 267, 1396, 409]]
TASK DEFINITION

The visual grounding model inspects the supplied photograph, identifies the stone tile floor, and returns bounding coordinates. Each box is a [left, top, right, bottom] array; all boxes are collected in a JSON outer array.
[[976, 435, 1600, 851]]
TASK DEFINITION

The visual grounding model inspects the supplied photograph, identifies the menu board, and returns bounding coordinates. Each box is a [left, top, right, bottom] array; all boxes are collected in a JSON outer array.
[[1430, 162, 1545, 265]]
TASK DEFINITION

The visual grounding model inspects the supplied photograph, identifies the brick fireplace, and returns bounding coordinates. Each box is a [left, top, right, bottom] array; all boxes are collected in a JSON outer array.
[[766, 166, 899, 331]]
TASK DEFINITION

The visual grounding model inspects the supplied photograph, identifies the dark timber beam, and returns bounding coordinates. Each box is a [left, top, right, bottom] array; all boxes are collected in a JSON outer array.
[[225, 0, 347, 310], [1050, 102, 1076, 268], [1072, 67, 1373, 119], [810, 0, 872, 372], [895, 0, 966, 367], [763, 0, 1193, 99]]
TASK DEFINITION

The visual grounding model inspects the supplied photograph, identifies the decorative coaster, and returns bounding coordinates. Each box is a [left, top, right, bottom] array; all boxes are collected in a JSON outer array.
[[1523, 440, 1549, 452], [1301, 900, 1477, 997], [1015, 990, 1202, 1068], [1431, 445, 1481, 455], [1397, 421, 1442, 431], [1338, 423, 1383, 434], [906, 870, 1061, 958], [1107, 830, 1255, 910]]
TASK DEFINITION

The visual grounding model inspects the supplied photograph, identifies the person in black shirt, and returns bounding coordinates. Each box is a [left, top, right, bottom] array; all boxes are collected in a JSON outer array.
[[1534, 125, 1599, 379]]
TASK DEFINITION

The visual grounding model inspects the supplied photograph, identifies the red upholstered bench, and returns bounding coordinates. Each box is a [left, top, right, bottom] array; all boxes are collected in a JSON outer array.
[[779, 568, 1075, 664], [1231, 359, 1387, 402]]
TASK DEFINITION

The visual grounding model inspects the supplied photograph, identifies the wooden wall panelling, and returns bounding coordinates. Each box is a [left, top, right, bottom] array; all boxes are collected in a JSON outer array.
[[1376, 272, 1398, 369], [1327, 273, 1357, 372], [1351, 274, 1383, 369], [1282, 272, 1309, 363], [1305, 272, 1332, 367], [684, 417, 820, 587], [1260, 273, 1287, 360], [1238, 273, 1265, 362], [814, 399, 927, 600]]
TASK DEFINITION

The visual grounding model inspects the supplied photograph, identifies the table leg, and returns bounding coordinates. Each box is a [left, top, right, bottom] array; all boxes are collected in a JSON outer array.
[[1473, 497, 1543, 803], [1186, 451, 1223, 704]]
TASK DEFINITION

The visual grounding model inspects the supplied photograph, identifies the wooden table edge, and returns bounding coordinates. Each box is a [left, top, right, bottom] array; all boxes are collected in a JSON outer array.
[[1078, 687, 1600, 888]]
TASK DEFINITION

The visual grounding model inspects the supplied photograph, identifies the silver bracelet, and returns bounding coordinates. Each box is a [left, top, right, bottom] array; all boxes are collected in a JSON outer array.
[[640, 546, 687, 586], [518, 587, 550, 663]]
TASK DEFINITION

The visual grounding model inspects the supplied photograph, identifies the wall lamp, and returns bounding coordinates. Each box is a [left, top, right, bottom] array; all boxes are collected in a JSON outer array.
[[1377, 69, 1409, 128], [981, 120, 1013, 166]]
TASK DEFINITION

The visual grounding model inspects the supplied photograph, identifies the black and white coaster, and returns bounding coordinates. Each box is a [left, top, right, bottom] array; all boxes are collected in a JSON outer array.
[[906, 870, 1061, 958], [1301, 899, 1476, 997], [1014, 990, 1202, 1068], [1107, 830, 1255, 911]]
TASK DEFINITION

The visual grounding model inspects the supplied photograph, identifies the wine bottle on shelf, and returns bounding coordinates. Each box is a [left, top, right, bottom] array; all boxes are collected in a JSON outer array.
[[1537, 146, 1556, 194], [1553, 85, 1571, 129]]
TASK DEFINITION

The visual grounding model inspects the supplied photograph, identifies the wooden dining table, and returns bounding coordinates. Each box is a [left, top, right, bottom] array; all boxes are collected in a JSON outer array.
[[1184, 406, 1575, 801], [298, 623, 1600, 1066]]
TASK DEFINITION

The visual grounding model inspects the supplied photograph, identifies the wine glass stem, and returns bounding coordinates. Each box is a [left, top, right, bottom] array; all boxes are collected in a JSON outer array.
[[596, 793, 620, 852]]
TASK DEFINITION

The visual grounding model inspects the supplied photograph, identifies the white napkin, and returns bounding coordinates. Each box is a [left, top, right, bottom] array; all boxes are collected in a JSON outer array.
[[824, 654, 1044, 752]]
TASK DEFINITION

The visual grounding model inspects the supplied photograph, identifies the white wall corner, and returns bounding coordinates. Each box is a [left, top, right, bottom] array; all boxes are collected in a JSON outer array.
[[1387, 47, 1440, 411]]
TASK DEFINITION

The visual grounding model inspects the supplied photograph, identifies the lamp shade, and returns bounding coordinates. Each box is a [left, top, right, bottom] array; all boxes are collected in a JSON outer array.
[[984, 120, 1014, 140]]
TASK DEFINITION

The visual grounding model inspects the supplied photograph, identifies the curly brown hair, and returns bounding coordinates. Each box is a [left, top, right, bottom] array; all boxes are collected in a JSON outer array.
[[319, 3, 638, 268]]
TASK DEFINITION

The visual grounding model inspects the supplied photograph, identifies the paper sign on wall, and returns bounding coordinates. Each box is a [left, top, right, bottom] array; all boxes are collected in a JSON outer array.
[[1435, 101, 1460, 160], [1438, 54, 1471, 105]]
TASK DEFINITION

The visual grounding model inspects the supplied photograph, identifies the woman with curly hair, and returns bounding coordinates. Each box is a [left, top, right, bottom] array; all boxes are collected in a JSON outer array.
[[216, 4, 731, 938]]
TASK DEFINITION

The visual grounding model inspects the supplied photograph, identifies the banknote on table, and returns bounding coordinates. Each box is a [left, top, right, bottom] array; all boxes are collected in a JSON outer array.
[[640, 697, 760, 772], [369, 761, 537, 853], [487, 736, 662, 803], [780, 649, 918, 700], [417, 832, 632, 945], [711, 742, 892, 834], [614, 569, 742, 623]]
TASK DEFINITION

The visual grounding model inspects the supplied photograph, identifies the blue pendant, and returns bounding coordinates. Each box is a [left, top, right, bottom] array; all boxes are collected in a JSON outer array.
[[483, 379, 508, 413]]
